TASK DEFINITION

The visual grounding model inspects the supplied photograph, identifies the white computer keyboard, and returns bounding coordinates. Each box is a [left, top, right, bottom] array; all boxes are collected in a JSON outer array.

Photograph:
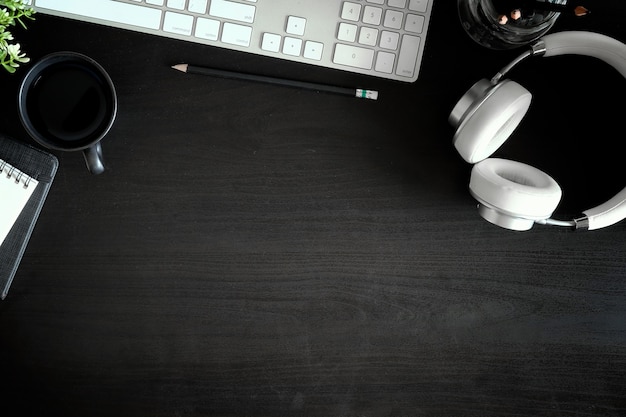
[[31, 0, 433, 82]]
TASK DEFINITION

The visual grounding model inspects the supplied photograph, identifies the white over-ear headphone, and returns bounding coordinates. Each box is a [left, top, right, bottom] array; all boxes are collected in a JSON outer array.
[[449, 31, 626, 231]]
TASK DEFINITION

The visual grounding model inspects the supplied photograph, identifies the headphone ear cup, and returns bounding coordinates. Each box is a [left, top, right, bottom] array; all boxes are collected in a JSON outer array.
[[452, 80, 532, 164], [469, 158, 563, 230]]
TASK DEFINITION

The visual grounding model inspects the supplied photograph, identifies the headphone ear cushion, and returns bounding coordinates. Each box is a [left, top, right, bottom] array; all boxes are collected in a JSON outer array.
[[453, 80, 532, 164], [469, 158, 562, 221]]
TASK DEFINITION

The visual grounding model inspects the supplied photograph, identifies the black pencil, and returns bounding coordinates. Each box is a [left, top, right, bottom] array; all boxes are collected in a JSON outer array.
[[497, 0, 590, 16], [172, 63, 378, 100], [534, 2, 589, 16]]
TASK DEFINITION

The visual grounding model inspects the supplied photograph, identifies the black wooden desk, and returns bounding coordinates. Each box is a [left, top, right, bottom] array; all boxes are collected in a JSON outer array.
[[1, 2, 625, 416]]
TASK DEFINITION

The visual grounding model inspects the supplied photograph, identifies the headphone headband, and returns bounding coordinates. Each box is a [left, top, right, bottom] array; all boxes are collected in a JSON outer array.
[[492, 31, 626, 84], [541, 31, 626, 77]]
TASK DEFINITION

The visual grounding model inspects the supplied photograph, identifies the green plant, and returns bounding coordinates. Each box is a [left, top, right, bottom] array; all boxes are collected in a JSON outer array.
[[0, 0, 35, 73]]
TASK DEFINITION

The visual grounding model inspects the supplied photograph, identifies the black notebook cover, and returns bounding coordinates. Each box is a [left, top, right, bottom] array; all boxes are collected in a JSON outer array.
[[0, 135, 58, 299]]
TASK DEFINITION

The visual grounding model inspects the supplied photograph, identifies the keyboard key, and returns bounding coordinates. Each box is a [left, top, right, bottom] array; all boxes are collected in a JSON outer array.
[[286, 16, 306, 36], [408, 0, 428, 13], [221, 22, 252, 47], [283, 37, 303, 56], [375, 51, 395, 73], [358, 27, 378, 46], [388, 0, 407, 8], [166, 0, 185, 10], [383, 10, 403, 29], [303, 41, 324, 60], [379, 30, 399, 50], [337, 22, 358, 43], [163, 11, 193, 35], [396, 34, 420, 78], [362, 6, 383, 26], [195, 17, 220, 41], [333, 43, 374, 70], [261, 33, 281, 52], [188, 0, 208, 14], [35, 0, 162, 30], [209, 0, 255, 24], [405, 13, 425, 33], [341, 2, 361, 22]]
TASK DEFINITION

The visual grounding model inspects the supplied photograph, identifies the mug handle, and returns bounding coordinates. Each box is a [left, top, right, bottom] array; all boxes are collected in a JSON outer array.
[[83, 142, 105, 175]]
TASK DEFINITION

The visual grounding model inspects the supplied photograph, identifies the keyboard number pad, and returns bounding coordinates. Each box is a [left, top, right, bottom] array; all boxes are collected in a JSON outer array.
[[334, 0, 428, 78]]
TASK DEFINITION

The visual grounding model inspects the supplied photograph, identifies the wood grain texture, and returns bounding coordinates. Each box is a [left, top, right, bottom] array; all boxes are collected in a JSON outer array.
[[0, 2, 625, 416]]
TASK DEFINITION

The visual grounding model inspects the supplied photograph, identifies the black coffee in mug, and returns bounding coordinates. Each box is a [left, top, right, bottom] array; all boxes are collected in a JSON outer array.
[[26, 63, 112, 143], [18, 52, 117, 174]]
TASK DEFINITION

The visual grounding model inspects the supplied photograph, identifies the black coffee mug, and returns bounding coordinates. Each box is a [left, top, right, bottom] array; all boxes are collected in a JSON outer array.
[[18, 52, 118, 175]]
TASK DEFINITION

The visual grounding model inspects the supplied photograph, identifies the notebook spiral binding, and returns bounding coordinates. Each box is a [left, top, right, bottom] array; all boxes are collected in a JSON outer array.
[[0, 159, 34, 189]]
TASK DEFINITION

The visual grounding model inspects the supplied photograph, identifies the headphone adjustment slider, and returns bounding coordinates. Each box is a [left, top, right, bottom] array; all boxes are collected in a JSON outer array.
[[530, 40, 547, 57], [491, 40, 547, 84], [573, 216, 590, 231]]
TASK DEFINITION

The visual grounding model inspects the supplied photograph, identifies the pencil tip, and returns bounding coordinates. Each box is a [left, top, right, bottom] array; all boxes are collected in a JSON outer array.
[[171, 64, 188, 72]]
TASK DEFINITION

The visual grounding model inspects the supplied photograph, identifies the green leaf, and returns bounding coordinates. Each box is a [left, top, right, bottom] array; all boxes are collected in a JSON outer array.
[[0, 0, 34, 72]]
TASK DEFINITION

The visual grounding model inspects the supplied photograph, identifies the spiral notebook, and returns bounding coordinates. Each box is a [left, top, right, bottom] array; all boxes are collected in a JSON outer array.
[[1, 160, 38, 245], [0, 135, 58, 299]]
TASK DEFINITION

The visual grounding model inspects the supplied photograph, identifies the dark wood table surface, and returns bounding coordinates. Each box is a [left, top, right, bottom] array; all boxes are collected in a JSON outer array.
[[1, 2, 625, 416]]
